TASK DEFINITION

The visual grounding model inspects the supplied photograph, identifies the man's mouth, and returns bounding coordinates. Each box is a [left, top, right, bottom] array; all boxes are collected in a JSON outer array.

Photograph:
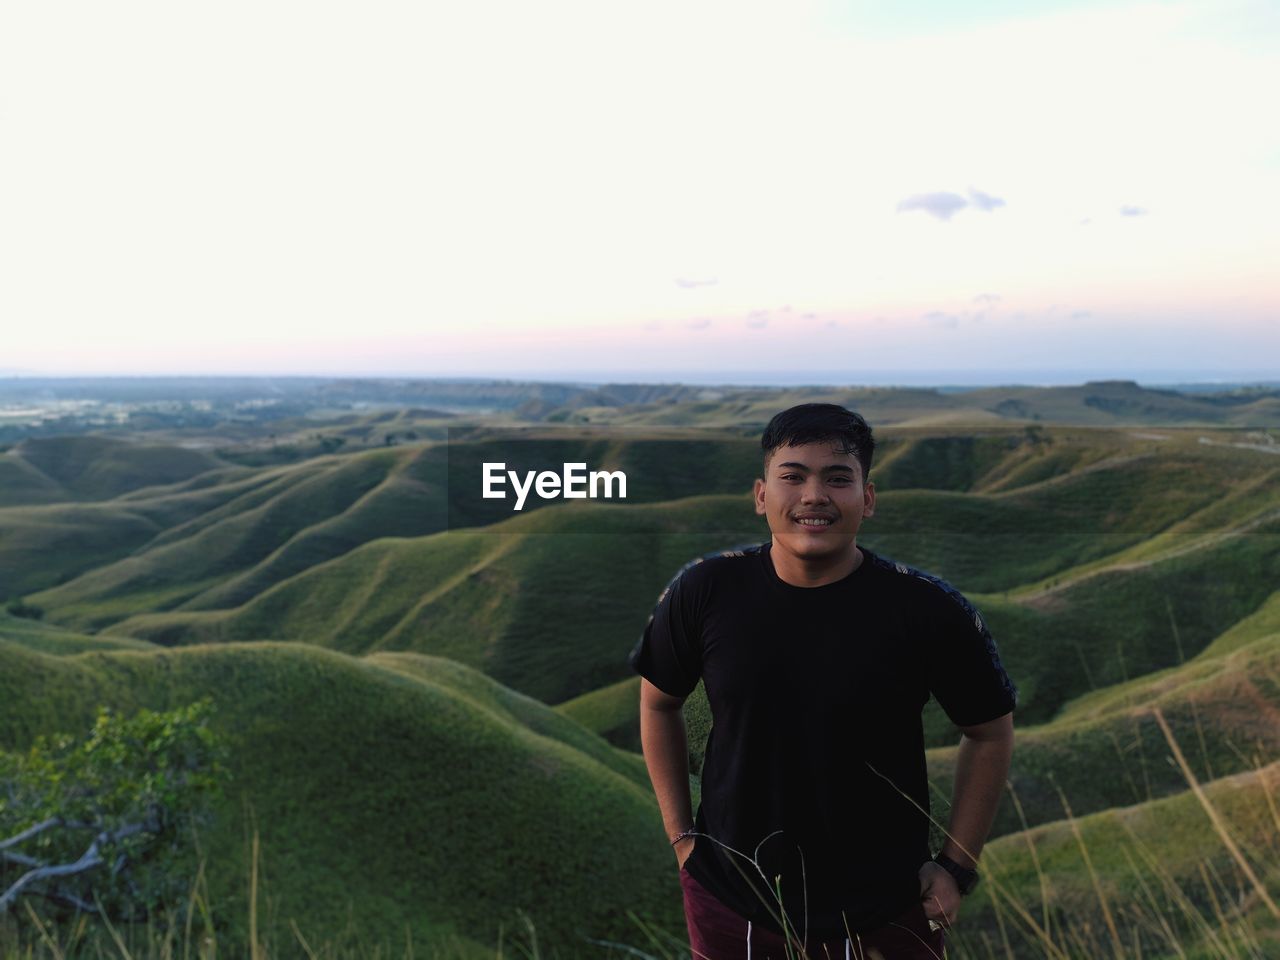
[[794, 516, 835, 527]]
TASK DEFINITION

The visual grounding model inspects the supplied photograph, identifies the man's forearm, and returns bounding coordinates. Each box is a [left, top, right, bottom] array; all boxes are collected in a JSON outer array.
[[939, 732, 1014, 868], [639, 704, 694, 839]]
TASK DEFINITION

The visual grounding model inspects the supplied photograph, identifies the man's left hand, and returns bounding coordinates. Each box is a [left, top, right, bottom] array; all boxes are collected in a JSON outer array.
[[918, 860, 961, 931]]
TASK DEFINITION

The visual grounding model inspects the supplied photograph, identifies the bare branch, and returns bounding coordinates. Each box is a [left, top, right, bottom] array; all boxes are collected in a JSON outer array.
[[1, 849, 42, 869], [1, 817, 99, 854], [33, 887, 101, 914], [1, 817, 63, 852], [0, 820, 150, 915]]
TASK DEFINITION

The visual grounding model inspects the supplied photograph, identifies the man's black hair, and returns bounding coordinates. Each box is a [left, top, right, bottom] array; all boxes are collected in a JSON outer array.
[[760, 403, 875, 482]]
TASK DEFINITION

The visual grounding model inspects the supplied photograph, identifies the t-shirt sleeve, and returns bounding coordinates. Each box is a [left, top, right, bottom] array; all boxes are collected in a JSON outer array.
[[628, 567, 704, 698], [917, 580, 1018, 727]]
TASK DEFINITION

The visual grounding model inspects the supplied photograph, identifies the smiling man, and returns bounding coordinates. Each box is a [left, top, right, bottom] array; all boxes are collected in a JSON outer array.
[[630, 403, 1017, 959]]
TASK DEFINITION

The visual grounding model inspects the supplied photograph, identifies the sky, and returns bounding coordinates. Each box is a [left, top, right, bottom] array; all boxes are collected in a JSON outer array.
[[1, 0, 1277, 385]]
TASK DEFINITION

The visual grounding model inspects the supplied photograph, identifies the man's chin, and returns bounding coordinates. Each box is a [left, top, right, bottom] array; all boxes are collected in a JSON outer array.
[[774, 532, 857, 557]]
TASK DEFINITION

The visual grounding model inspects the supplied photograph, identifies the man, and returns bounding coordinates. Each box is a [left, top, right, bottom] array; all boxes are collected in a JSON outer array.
[[629, 403, 1017, 959]]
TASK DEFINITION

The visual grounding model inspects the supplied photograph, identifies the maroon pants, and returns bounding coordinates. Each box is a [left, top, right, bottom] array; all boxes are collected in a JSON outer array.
[[680, 867, 947, 959]]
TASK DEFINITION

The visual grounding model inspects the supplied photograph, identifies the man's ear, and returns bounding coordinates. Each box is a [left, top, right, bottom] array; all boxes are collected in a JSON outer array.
[[753, 477, 766, 515], [863, 479, 876, 517]]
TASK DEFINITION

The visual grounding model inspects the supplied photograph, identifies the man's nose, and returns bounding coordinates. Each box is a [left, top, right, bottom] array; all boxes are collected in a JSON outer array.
[[800, 479, 830, 502]]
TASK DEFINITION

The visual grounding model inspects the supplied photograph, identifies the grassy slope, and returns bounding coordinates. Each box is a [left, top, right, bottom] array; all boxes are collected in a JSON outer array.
[[26, 452, 406, 628], [2, 634, 1274, 958], [0, 453, 65, 506], [5, 419, 1280, 957], [0, 612, 157, 656], [948, 759, 1280, 960], [21, 432, 767, 630], [103, 496, 766, 704], [89, 436, 1280, 726], [1199, 589, 1280, 657], [556, 676, 643, 752], [0, 640, 681, 959], [30, 432, 1269, 844], [1, 435, 225, 504], [926, 634, 1280, 835], [0, 468, 291, 599], [16, 426, 1272, 626]]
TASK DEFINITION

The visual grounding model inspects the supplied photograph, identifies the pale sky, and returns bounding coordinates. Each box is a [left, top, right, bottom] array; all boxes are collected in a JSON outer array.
[[1, 0, 1276, 384]]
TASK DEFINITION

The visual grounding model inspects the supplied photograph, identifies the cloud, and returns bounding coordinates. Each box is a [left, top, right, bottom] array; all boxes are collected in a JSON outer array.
[[897, 192, 968, 221], [1119, 205, 1147, 216], [685, 318, 712, 330], [1070, 310, 1091, 320], [967, 188, 1006, 211], [675, 277, 718, 289], [897, 187, 1005, 220], [923, 299, 1002, 327], [745, 310, 770, 329]]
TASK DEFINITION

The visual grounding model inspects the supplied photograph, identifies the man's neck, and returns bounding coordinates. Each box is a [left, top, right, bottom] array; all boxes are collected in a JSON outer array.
[[769, 542, 864, 588]]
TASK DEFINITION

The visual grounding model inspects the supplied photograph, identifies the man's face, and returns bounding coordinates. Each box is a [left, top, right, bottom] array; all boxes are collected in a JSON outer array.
[[753, 441, 876, 564]]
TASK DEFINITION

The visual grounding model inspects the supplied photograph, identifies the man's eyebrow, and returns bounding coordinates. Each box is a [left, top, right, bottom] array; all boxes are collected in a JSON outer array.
[[775, 461, 855, 473]]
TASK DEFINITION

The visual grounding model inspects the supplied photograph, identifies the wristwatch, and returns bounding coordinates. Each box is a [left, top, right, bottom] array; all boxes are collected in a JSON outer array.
[[932, 852, 980, 896]]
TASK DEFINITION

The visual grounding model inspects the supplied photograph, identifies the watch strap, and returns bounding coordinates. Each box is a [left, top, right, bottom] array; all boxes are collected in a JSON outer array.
[[933, 852, 980, 895]]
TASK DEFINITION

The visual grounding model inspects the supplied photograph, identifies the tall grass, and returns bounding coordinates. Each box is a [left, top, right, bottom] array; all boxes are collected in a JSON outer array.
[[944, 706, 1280, 960], [0, 825, 500, 960], [4, 700, 1276, 959]]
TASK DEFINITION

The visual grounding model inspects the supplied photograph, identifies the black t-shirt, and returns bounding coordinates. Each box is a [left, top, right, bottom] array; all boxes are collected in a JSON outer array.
[[629, 541, 1018, 939]]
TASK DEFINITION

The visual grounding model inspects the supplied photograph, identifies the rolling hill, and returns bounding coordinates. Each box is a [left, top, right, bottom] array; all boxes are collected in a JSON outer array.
[[0, 637, 682, 958], [4, 402, 1279, 959]]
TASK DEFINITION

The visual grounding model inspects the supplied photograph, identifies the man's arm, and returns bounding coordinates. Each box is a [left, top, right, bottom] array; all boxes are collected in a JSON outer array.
[[638, 678, 696, 868], [919, 711, 1015, 927], [940, 710, 1015, 867]]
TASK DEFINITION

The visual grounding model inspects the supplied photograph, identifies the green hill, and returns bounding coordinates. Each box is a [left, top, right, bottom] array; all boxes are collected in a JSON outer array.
[[928, 634, 1280, 836], [19, 431, 770, 628], [0, 466, 299, 599], [1, 435, 226, 505], [2, 635, 1275, 958], [15, 426, 1276, 637], [25, 448, 433, 625], [0, 611, 158, 656], [948, 758, 1280, 959], [0, 639, 682, 958], [556, 676, 643, 751], [68, 437, 1278, 733], [0, 451, 65, 506], [3, 411, 1280, 958], [98, 496, 766, 705]]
